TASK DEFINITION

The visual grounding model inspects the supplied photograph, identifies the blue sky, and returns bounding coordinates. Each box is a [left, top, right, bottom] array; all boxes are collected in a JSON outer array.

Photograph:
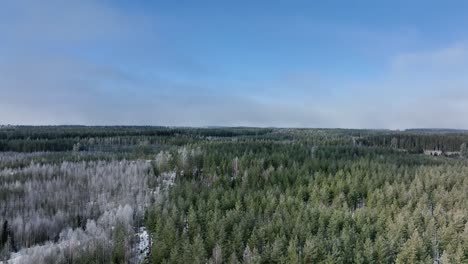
[[1, 0, 468, 128]]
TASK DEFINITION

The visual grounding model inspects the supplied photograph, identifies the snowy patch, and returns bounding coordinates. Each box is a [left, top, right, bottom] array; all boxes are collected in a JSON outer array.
[[135, 227, 150, 263], [161, 171, 176, 187]]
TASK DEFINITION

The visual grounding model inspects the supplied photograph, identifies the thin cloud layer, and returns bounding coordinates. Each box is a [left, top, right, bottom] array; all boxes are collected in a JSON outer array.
[[1, 0, 468, 128]]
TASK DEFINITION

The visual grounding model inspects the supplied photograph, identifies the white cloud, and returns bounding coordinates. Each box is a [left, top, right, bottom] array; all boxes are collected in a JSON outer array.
[[346, 42, 468, 129], [392, 43, 468, 71]]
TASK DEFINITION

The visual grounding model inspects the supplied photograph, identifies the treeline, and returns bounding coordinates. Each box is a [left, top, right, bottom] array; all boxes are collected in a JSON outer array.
[[0, 127, 277, 152], [0, 126, 275, 141], [358, 133, 468, 152]]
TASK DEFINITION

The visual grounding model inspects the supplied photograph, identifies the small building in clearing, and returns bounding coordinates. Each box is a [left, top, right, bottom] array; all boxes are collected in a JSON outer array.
[[424, 150, 442, 156]]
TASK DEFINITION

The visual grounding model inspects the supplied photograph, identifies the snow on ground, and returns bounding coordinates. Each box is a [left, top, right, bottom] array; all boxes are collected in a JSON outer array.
[[162, 171, 176, 187], [133, 171, 175, 263], [135, 227, 150, 263]]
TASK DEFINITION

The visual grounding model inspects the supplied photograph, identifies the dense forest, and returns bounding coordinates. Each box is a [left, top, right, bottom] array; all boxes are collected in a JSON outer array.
[[0, 126, 467, 263]]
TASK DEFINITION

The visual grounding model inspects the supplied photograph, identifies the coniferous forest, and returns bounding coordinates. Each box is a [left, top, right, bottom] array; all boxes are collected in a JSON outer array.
[[1, 126, 468, 264]]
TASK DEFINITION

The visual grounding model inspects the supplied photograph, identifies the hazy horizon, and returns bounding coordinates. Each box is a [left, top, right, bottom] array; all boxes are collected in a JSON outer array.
[[3, 124, 468, 132], [2, 0, 468, 128]]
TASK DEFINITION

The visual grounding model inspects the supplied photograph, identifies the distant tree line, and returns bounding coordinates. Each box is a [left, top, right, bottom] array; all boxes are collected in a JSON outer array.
[[357, 133, 468, 153]]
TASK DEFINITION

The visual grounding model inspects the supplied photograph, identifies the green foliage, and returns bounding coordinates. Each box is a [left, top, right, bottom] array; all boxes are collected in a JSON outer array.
[[145, 135, 468, 263], [112, 223, 128, 264], [2, 126, 468, 263]]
